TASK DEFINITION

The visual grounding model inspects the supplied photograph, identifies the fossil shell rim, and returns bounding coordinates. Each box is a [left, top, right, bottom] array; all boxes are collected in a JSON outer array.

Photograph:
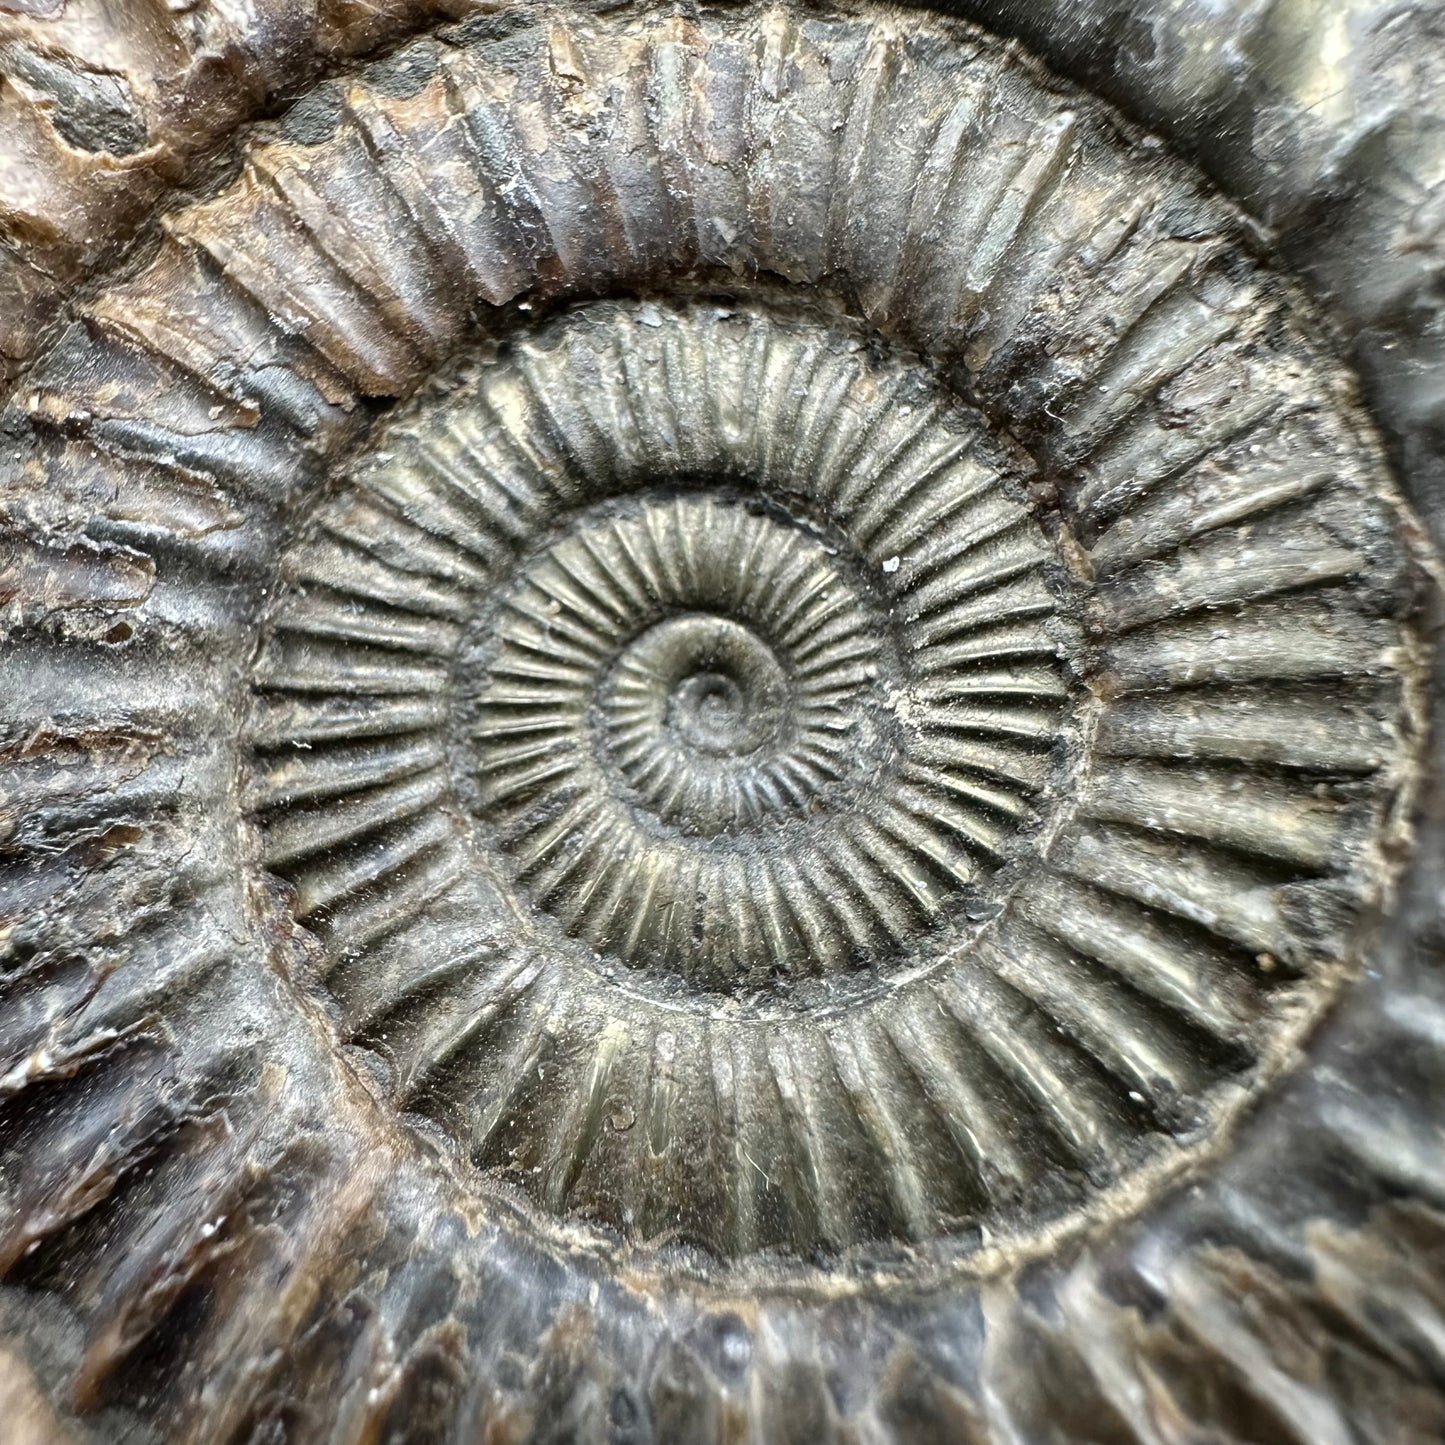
[[0, 5, 1439, 1439]]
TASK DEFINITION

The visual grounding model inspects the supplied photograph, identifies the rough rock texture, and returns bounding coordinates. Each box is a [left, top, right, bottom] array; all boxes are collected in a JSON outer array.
[[0, 0, 491, 391], [935, 0, 1445, 554], [0, 2, 1442, 1443]]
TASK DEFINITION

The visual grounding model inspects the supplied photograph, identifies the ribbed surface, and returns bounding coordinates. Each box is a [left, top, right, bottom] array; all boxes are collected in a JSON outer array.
[[212, 6, 1420, 1261], [0, 6, 1435, 1439]]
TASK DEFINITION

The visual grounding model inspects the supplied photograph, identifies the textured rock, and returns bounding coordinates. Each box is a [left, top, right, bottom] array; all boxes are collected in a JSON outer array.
[[0, 0, 489, 392], [0, 2, 1442, 1442]]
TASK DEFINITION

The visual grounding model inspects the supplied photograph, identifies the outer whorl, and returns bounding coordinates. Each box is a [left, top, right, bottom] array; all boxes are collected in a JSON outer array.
[[0, 2, 1442, 1442]]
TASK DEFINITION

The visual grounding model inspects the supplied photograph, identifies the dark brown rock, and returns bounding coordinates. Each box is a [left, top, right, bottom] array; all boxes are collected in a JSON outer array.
[[0, 3, 1442, 1441]]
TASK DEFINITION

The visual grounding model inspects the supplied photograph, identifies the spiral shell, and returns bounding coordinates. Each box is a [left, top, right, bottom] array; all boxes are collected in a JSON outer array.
[[225, 0, 1419, 1256], [1, 0, 1443, 1440]]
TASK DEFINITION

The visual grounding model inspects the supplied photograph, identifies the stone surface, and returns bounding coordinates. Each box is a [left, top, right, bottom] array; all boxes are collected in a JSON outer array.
[[0, 2, 1442, 1442]]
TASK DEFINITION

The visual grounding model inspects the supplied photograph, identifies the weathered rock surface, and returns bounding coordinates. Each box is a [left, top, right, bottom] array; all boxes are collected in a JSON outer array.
[[0, 3, 1442, 1442]]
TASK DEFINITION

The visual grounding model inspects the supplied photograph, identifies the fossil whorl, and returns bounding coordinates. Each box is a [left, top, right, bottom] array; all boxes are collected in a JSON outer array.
[[250, 287, 1411, 1261], [0, 2, 1442, 1442], [0, 0, 490, 394]]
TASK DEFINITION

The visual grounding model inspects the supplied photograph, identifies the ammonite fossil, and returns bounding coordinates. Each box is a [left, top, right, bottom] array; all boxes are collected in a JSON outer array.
[[1, 2, 1443, 1441]]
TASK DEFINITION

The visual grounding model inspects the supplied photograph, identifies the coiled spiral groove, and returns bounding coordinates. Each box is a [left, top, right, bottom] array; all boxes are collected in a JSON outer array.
[[437, 314, 1070, 991], [251, 287, 1413, 1259], [0, 3, 1438, 1438]]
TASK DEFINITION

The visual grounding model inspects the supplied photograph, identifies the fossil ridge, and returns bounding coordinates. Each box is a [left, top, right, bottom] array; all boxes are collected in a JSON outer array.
[[0, 2, 1442, 1442]]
